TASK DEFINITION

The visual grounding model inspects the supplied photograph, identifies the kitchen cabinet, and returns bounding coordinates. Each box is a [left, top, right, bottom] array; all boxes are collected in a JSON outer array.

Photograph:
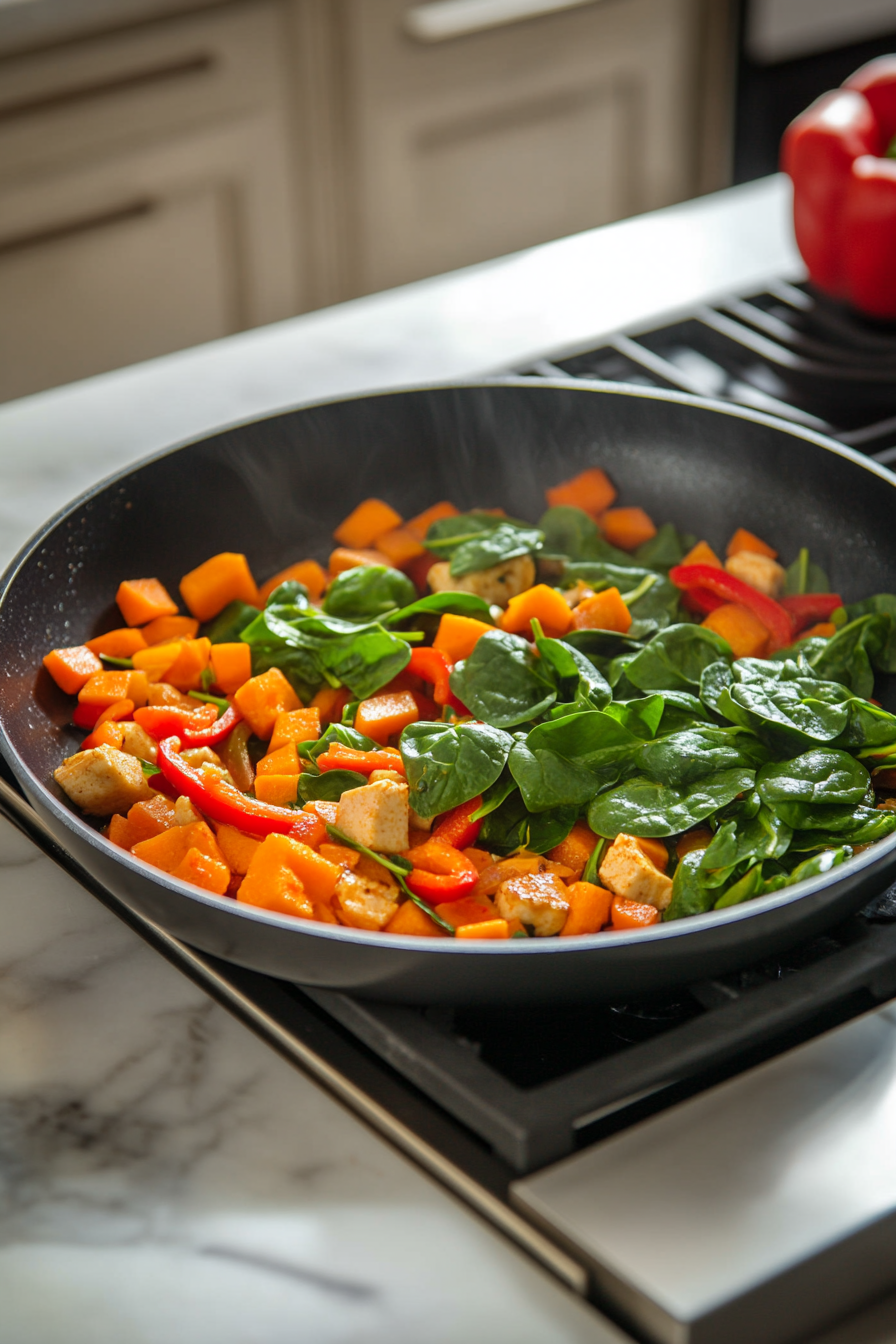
[[0, 0, 734, 400]]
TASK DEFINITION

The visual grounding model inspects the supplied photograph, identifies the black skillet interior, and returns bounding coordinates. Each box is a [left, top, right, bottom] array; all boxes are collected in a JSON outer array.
[[1, 380, 896, 1003]]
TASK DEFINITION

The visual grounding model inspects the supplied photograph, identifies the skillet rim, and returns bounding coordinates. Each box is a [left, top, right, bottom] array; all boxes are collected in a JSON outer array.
[[3, 376, 896, 958]]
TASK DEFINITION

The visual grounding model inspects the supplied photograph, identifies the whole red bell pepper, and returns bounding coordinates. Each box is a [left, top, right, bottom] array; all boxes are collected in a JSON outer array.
[[779, 593, 843, 635], [669, 564, 794, 651], [431, 797, 483, 850], [156, 737, 325, 842], [782, 56, 896, 318]]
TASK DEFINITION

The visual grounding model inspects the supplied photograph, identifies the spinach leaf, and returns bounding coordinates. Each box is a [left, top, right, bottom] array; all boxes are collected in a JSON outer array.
[[206, 599, 261, 644], [539, 508, 631, 564], [297, 769, 367, 802], [449, 522, 543, 577], [265, 581, 311, 614], [302, 722, 379, 761], [806, 614, 891, 698], [533, 625, 612, 711], [625, 624, 733, 693], [478, 790, 578, 854], [469, 768, 518, 821], [653, 690, 712, 734], [509, 739, 601, 811], [633, 523, 686, 572], [718, 671, 851, 754], [242, 608, 412, 701], [384, 591, 492, 626], [846, 594, 896, 672], [783, 847, 852, 884], [449, 630, 557, 728], [664, 851, 716, 920], [526, 708, 644, 768], [588, 768, 756, 837], [699, 804, 792, 880], [700, 659, 734, 715], [784, 548, 830, 597], [637, 727, 768, 788], [563, 628, 645, 663], [604, 695, 666, 740], [786, 805, 896, 848], [400, 720, 513, 818], [837, 698, 896, 753], [757, 748, 870, 807], [714, 862, 765, 909], [323, 566, 416, 621]]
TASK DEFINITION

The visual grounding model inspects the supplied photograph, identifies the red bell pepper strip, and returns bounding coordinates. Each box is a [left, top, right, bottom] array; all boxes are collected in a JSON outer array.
[[432, 797, 483, 850], [181, 703, 243, 748], [782, 57, 896, 318], [135, 704, 218, 741], [779, 593, 843, 635], [72, 702, 103, 729], [316, 744, 406, 776], [156, 736, 323, 841], [680, 587, 726, 617], [669, 564, 794, 651], [407, 647, 469, 714], [403, 838, 480, 904]]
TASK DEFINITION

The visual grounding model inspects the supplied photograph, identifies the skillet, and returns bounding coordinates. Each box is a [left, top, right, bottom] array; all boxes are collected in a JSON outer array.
[[1, 378, 895, 1005]]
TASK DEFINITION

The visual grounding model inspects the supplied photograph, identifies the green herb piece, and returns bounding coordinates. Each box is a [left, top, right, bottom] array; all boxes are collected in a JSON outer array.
[[581, 836, 608, 885], [449, 630, 557, 728], [190, 690, 230, 715], [140, 759, 161, 777], [619, 573, 658, 606], [325, 823, 455, 935], [99, 654, 134, 669], [400, 719, 514, 818], [323, 566, 416, 621], [784, 548, 829, 597]]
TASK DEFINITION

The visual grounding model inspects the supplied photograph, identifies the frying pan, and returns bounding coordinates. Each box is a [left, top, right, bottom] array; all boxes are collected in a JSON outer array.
[[2, 379, 895, 1005]]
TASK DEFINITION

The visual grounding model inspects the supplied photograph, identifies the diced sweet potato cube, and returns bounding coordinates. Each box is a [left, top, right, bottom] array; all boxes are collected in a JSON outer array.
[[726, 528, 777, 559], [701, 603, 769, 659], [108, 813, 140, 849], [86, 628, 148, 658], [303, 799, 339, 825], [171, 846, 230, 895], [328, 547, 393, 575], [215, 824, 262, 875], [334, 498, 403, 549], [681, 540, 723, 568], [180, 552, 259, 622], [463, 847, 494, 873], [354, 691, 420, 744], [133, 641, 183, 683], [384, 899, 448, 937], [254, 774, 299, 806], [572, 587, 632, 633], [455, 918, 510, 939], [637, 837, 669, 871], [270, 708, 320, 750], [611, 895, 660, 929], [258, 559, 328, 605], [676, 827, 714, 859], [601, 507, 657, 551], [309, 688, 350, 725], [433, 895, 497, 928], [801, 621, 836, 640], [78, 670, 147, 709], [127, 794, 178, 843], [406, 501, 459, 543], [560, 882, 612, 936], [257, 742, 300, 776], [234, 668, 301, 739], [501, 583, 572, 639], [209, 642, 253, 695], [139, 615, 200, 644], [237, 835, 314, 919], [433, 613, 493, 663], [548, 822, 599, 879], [132, 820, 225, 873], [43, 645, 103, 695], [545, 467, 616, 517], [375, 526, 426, 568], [164, 638, 212, 692], [116, 578, 179, 627], [319, 842, 361, 869]]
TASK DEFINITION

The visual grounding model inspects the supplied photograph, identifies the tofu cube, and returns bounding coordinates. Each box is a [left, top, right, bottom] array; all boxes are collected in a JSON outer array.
[[54, 745, 154, 817], [118, 721, 158, 764], [599, 833, 673, 911], [335, 779, 409, 853], [495, 871, 570, 936], [333, 869, 400, 931], [724, 551, 786, 598], [427, 554, 536, 609]]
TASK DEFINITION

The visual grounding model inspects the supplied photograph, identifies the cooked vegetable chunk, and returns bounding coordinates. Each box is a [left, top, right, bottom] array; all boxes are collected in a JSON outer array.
[[54, 745, 155, 816], [335, 779, 410, 854], [599, 833, 673, 911]]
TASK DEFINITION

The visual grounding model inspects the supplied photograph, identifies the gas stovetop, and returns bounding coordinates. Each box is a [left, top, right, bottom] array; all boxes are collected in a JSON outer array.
[[8, 278, 896, 1344]]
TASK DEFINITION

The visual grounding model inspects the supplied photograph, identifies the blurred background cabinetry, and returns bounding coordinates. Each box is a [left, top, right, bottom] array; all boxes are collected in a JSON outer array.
[[0, 0, 736, 400]]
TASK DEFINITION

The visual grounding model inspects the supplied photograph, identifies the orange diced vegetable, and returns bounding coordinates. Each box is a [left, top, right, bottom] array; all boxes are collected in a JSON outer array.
[[171, 846, 230, 895], [131, 824, 201, 873], [561, 882, 612, 936], [133, 641, 182, 682], [139, 615, 200, 645], [86, 628, 148, 658], [601, 507, 657, 551], [258, 559, 329, 605], [406, 501, 459, 543], [329, 546, 393, 575], [726, 528, 778, 559], [81, 721, 126, 752], [164, 638, 211, 692], [681, 540, 723, 568], [257, 742, 300, 776], [434, 895, 498, 928], [637, 837, 669, 871], [241, 833, 340, 908], [270, 708, 321, 750], [546, 467, 617, 518], [78, 670, 148, 708], [237, 837, 313, 917], [116, 578, 179, 627], [463, 847, 494, 873], [254, 774, 299, 806], [548, 822, 599, 879], [385, 900, 448, 937], [355, 690, 420, 744], [127, 794, 178, 843], [234, 667, 301, 738], [43, 645, 103, 695], [433, 612, 493, 662], [215, 824, 262, 874], [303, 799, 339, 825], [611, 895, 660, 929], [180, 552, 259, 622], [501, 584, 573, 639], [310, 687, 350, 725], [376, 527, 426, 568], [319, 843, 361, 869], [209, 642, 252, 695], [701, 603, 769, 659], [456, 919, 509, 940], [108, 814, 140, 849], [572, 587, 632, 633], [334, 498, 403, 549], [676, 827, 713, 859], [800, 622, 836, 640]]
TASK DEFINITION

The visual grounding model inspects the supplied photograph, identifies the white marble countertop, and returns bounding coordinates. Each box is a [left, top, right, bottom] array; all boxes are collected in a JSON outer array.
[[9, 173, 892, 1344]]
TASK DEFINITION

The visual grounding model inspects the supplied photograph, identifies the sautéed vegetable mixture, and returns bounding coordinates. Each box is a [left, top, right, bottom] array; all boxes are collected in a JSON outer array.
[[43, 469, 896, 939]]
